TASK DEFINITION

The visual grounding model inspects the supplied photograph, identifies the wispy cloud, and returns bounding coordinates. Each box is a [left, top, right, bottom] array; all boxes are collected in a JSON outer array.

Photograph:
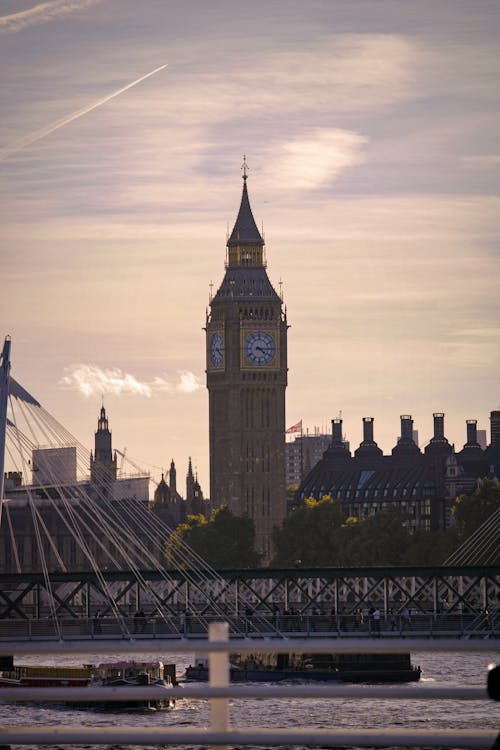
[[0, 0, 103, 34], [462, 154, 500, 167], [60, 364, 202, 397], [267, 128, 367, 190]]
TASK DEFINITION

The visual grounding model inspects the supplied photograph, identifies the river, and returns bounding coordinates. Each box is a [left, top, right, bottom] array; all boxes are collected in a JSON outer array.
[[0, 649, 498, 749]]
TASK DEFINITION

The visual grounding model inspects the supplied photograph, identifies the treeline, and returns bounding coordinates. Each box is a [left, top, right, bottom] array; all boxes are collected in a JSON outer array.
[[165, 479, 500, 569]]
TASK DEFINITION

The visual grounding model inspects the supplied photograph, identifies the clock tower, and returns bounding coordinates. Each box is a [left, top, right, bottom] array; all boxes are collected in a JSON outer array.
[[206, 163, 287, 561]]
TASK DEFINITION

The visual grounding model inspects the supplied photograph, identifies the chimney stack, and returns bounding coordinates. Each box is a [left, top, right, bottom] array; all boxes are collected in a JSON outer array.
[[466, 419, 478, 447], [433, 413, 445, 440], [392, 414, 420, 456], [425, 412, 451, 456], [354, 417, 382, 458], [400, 415, 413, 441], [490, 411, 500, 446], [362, 417, 374, 443], [331, 418, 343, 445]]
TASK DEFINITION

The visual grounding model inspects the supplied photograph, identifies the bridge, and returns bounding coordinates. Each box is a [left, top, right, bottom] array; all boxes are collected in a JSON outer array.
[[0, 565, 498, 642]]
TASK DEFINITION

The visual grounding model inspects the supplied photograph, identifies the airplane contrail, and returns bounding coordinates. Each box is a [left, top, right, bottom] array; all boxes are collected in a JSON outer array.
[[0, 64, 168, 162]]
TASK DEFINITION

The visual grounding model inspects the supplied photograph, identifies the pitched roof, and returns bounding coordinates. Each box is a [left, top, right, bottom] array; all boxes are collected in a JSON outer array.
[[227, 179, 264, 247]]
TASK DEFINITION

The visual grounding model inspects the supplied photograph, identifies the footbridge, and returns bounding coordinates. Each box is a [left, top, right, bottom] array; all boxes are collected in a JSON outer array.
[[0, 565, 498, 642]]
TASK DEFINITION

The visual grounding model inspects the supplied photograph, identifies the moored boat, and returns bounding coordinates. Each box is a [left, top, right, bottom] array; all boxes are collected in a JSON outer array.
[[91, 660, 177, 711], [0, 659, 178, 711], [0, 663, 93, 688], [185, 651, 421, 683]]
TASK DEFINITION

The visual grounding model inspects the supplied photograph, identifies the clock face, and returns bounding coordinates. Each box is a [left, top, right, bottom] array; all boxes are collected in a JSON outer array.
[[209, 332, 224, 367], [244, 331, 276, 366]]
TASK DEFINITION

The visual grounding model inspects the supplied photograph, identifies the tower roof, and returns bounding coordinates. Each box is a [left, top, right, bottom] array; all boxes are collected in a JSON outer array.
[[227, 176, 264, 248]]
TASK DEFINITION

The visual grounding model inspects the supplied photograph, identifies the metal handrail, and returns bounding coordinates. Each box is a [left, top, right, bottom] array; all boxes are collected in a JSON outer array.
[[0, 610, 498, 641], [0, 624, 497, 748]]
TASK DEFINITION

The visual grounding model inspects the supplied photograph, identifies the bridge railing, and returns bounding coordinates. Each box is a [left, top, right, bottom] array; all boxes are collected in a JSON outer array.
[[0, 610, 498, 641], [0, 625, 498, 747]]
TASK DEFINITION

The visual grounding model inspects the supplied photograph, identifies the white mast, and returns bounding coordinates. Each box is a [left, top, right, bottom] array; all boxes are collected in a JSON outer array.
[[0, 335, 11, 520]]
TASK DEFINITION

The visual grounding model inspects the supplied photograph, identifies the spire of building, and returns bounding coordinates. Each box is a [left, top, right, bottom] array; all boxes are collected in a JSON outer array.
[[90, 404, 117, 489], [97, 405, 109, 433], [226, 157, 264, 268], [186, 456, 194, 502], [169, 459, 177, 494]]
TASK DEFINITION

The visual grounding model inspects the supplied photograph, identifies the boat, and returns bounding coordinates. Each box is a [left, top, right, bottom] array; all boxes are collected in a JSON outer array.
[[0, 663, 93, 688], [90, 660, 177, 711], [0, 659, 177, 711], [185, 651, 421, 683]]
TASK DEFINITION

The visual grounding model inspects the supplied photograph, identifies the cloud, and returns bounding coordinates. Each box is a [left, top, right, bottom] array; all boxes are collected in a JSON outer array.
[[462, 154, 500, 167], [0, 0, 103, 34], [266, 128, 367, 190], [177, 370, 203, 393], [60, 364, 202, 397]]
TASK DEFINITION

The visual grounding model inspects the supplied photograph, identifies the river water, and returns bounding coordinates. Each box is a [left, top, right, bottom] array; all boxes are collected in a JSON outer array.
[[0, 649, 498, 749]]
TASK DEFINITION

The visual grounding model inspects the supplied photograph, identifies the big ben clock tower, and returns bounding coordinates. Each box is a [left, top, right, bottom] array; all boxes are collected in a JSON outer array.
[[206, 161, 287, 562]]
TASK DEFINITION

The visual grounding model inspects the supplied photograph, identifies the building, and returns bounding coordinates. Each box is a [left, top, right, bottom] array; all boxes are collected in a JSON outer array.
[[152, 459, 186, 528], [185, 456, 208, 517], [206, 164, 288, 561], [296, 412, 500, 532], [286, 432, 332, 486], [1, 406, 150, 574], [32, 446, 77, 486]]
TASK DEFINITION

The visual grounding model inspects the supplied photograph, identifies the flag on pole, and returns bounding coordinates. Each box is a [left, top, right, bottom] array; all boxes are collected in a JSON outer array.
[[286, 419, 303, 434]]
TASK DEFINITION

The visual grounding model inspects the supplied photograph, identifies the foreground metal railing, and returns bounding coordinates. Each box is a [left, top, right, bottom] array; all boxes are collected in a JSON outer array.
[[0, 623, 498, 747], [0, 609, 498, 640]]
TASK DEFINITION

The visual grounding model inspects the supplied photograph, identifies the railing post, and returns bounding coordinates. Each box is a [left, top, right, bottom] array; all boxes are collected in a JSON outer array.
[[209, 621, 229, 750]]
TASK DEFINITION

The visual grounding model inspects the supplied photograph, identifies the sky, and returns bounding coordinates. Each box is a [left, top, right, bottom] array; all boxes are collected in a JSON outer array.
[[1, 0, 500, 494]]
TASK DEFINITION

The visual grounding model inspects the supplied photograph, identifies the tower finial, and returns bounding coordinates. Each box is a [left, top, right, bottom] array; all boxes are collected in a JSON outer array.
[[241, 154, 249, 181]]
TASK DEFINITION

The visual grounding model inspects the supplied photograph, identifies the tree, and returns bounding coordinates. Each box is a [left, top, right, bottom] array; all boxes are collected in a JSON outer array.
[[272, 500, 424, 567], [402, 528, 458, 565], [271, 496, 345, 567], [452, 478, 500, 544], [165, 506, 260, 569]]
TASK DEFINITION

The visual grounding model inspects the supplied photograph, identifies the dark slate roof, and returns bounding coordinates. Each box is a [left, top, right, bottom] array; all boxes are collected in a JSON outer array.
[[212, 267, 281, 303], [298, 437, 500, 506], [298, 449, 447, 503], [227, 180, 264, 247]]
